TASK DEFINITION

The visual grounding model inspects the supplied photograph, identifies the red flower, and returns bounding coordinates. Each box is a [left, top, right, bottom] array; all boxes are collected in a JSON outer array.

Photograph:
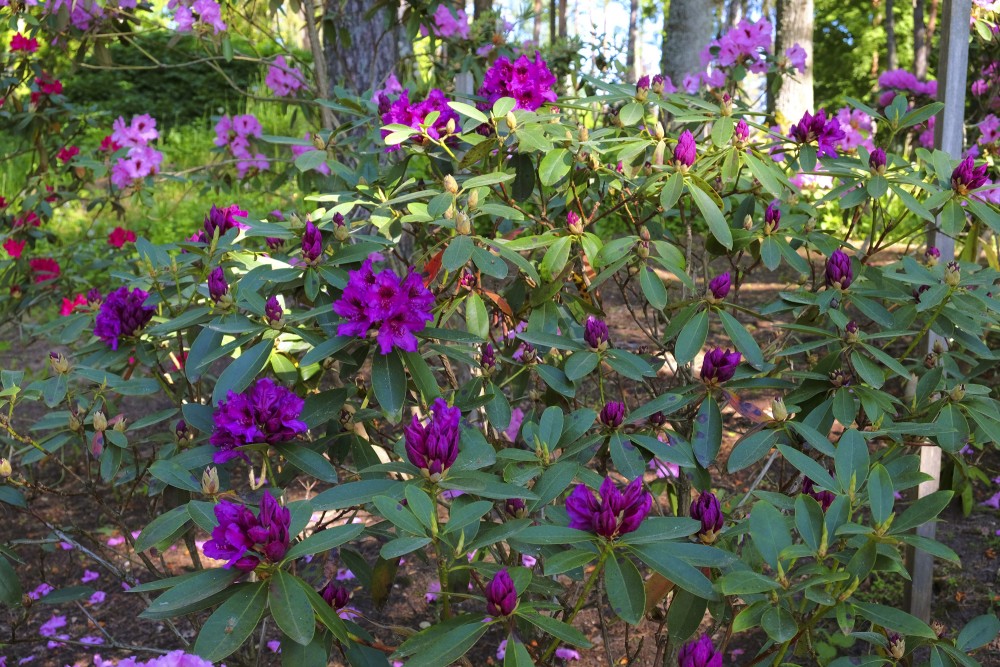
[[30, 74, 62, 104], [108, 227, 137, 248], [57, 146, 80, 163], [60, 294, 87, 316], [13, 212, 40, 228], [99, 136, 122, 152], [0, 197, 7, 209], [11, 33, 38, 53], [29, 258, 60, 283], [3, 239, 26, 258]]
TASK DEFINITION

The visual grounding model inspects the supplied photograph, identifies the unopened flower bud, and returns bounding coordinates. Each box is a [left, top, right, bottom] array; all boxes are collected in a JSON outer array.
[[653, 140, 666, 166], [91, 411, 108, 432], [443, 174, 459, 195], [467, 190, 479, 209], [887, 632, 905, 660], [869, 148, 887, 175], [112, 416, 127, 432], [743, 214, 754, 231], [944, 261, 961, 287], [567, 210, 584, 235], [202, 467, 220, 495], [445, 118, 456, 135], [654, 122, 665, 140], [636, 241, 650, 259], [651, 74, 665, 95], [638, 226, 651, 242], [845, 320, 860, 343], [0, 458, 11, 478], [69, 412, 83, 432], [249, 466, 266, 490], [456, 211, 472, 235], [932, 339, 946, 355], [588, 153, 601, 170], [334, 223, 350, 242], [924, 246, 941, 267], [312, 135, 325, 150], [49, 352, 70, 374], [924, 353, 938, 369], [444, 205, 455, 219], [949, 384, 966, 402], [578, 125, 589, 142], [505, 111, 517, 131], [829, 370, 852, 388], [771, 396, 788, 422]]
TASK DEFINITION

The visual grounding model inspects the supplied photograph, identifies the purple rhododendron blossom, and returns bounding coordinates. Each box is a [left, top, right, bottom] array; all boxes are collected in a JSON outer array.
[[700, 348, 741, 383], [485, 568, 517, 616], [332, 256, 435, 354], [478, 52, 557, 111], [94, 286, 155, 350], [379, 88, 459, 152], [203, 490, 290, 571], [210, 377, 307, 464], [679, 635, 723, 667], [265, 55, 305, 97], [404, 398, 461, 480], [565, 476, 651, 539], [789, 109, 845, 158]]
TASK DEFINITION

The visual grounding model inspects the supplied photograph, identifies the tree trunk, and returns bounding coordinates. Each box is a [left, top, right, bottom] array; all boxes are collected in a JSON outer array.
[[771, 0, 814, 123], [558, 0, 568, 38], [534, 0, 543, 44], [886, 0, 898, 70], [661, 0, 714, 86], [914, 0, 939, 79], [323, 0, 400, 94], [627, 0, 640, 81], [474, 0, 491, 20], [550, 0, 556, 42]]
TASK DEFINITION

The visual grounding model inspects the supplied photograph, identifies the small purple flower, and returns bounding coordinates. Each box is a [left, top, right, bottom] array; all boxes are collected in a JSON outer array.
[[93, 286, 155, 351], [700, 348, 741, 384], [567, 209, 584, 234], [175, 420, 188, 439], [301, 221, 323, 264], [210, 377, 308, 464], [405, 398, 461, 481], [480, 343, 497, 371], [951, 155, 989, 194], [789, 109, 846, 158], [925, 246, 941, 266], [584, 316, 611, 350], [651, 74, 665, 94], [869, 147, 887, 173], [504, 498, 527, 518], [826, 249, 854, 289], [208, 267, 228, 302], [636, 75, 650, 94], [203, 491, 290, 571], [673, 130, 697, 168], [690, 491, 724, 544], [86, 288, 102, 305], [265, 237, 284, 250], [678, 635, 723, 667], [265, 296, 283, 323], [485, 568, 517, 616], [734, 119, 750, 143], [802, 477, 835, 511], [565, 477, 651, 539], [319, 581, 351, 609], [599, 401, 626, 428], [764, 200, 781, 233], [200, 204, 249, 242], [708, 272, 731, 300]]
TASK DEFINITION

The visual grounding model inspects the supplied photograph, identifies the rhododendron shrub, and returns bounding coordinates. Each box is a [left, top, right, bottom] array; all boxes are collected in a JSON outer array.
[[1, 3, 1000, 667]]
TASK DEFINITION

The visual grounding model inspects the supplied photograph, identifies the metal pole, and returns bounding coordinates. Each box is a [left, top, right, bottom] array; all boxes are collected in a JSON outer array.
[[904, 0, 972, 625]]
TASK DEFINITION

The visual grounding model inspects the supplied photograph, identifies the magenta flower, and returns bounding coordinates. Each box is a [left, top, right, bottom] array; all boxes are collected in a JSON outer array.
[[825, 249, 854, 289], [208, 267, 228, 302], [700, 348, 741, 384], [332, 256, 435, 355], [11, 33, 39, 53], [690, 491, 724, 543], [203, 491, 290, 571], [94, 287, 155, 351], [734, 119, 750, 143], [802, 477, 835, 511], [478, 52, 558, 112], [785, 43, 807, 72], [380, 88, 459, 151], [599, 401, 626, 428], [319, 581, 351, 609], [583, 316, 611, 350], [708, 272, 731, 300], [193, 204, 249, 243], [636, 75, 650, 94], [951, 155, 990, 194], [789, 109, 845, 158], [565, 477, 651, 539], [485, 568, 517, 616], [480, 342, 497, 370], [673, 130, 697, 167], [265, 296, 283, 323], [210, 378, 307, 464], [405, 398, 461, 481], [301, 221, 323, 263], [679, 635, 723, 667], [504, 498, 527, 518], [265, 55, 305, 97]]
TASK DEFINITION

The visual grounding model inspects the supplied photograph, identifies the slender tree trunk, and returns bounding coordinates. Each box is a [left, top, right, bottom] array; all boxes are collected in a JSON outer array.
[[474, 0, 491, 20], [914, 0, 939, 79], [886, 0, 898, 70], [558, 0, 568, 38], [627, 0, 640, 80], [771, 0, 814, 123], [534, 0, 543, 44], [661, 0, 714, 86], [323, 0, 400, 94], [724, 0, 741, 29], [550, 0, 556, 42]]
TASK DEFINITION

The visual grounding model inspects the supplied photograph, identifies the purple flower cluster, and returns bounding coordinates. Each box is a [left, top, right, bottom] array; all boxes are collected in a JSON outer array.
[[319, 581, 351, 610], [203, 491, 290, 571], [678, 635, 723, 667], [94, 286, 155, 350], [421, 3, 470, 39], [477, 52, 558, 112], [825, 249, 854, 289], [485, 568, 517, 616], [708, 272, 731, 300], [210, 378, 307, 464], [599, 401, 626, 428], [833, 107, 875, 153], [94, 650, 214, 667], [802, 477, 835, 511], [192, 204, 250, 243], [265, 55, 305, 97], [565, 477, 652, 539], [951, 155, 990, 194], [789, 109, 846, 158], [690, 491, 724, 544], [109, 114, 164, 189], [700, 348, 741, 384], [265, 296, 283, 323], [697, 17, 773, 88], [214, 114, 267, 178], [673, 130, 697, 168], [168, 0, 227, 34], [332, 256, 435, 354], [301, 220, 323, 263], [379, 88, 459, 152], [207, 267, 228, 302], [583, 316, 611, 350], [877, 69, 937, 107], [405, 398, 461, 481]]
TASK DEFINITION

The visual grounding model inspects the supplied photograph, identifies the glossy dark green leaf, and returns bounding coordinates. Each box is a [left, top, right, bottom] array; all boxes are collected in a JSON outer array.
[[194, 582, 268, 661], [269, 571, 315, 646]]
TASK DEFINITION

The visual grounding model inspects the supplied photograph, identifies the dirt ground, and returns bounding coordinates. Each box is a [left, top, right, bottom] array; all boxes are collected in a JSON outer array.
[[2, 245, 1000, 666]]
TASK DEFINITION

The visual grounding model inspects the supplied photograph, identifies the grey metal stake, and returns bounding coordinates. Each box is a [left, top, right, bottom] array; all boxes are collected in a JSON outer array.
[[904, 0, 972, 625]]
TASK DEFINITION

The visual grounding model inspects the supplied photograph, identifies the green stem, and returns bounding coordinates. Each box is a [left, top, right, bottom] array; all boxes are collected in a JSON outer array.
[[540, 547, 610, 663]]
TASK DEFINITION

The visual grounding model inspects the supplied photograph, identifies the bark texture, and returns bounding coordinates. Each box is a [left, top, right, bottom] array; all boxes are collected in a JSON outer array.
[[886, 0, 898, 71], [323, 0, 400, 95], [627, 0, 640, 80], [473, 0, 492, 20], [772, 0, 814, 123], [661, 0, 714, 85]]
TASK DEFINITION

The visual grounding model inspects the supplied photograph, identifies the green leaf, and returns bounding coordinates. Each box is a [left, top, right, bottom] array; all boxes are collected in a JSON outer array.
[[518, 611, 593, 648], [711, 117, 734, 146], [604, 555, 645, 625], [762, 606, 798, 643], [135, 505, 189, 553], [640, 267, 668, 310], [852, 602, 937, 639], [535, 364, 576, 397], [400, 620, 491, 667], [194, 582, 268, 661], [890, 491, 953, 534], [284, 524, 365, 561], [851, 351, 885, 388], [0, 555, 22, 607], [610, 432, 646, 480], [442, 235, 474, 271], [667, 588, 707, 643], [630, 544, 718, 600], [715, 570, 781, 595], [141, 569, 241, 618], [618, 102, 644, 126], [749, 501, 790, 569], [543, 549, 597, 576], [269, 571, 315, 646], [688, 183, 733, 249], [512, 153, 535, 201], [674, 309, 708, 365], [372, 496, 427, 537], [296, 576, 351, 643], [448, 101, 489, 125], [794, 494, 825, 553], [565, 351, 599, 381], [539, 149, 571, 186], [312, 480, 398, 511], [834, 429, 870, 492], [212, 340, 275, 406], [956, 613, 1000, 651], [516, 525, 594, 544], [472, 246, 508, 279], [778, 444, 836, 491], [719, 309, 764, 369], [660, 171, 684, 210], [539, 236, 573, 282], [148, 460, 202, 493], [691, 398, 722, 468], [728, 429, 778, 472], [934, 403, 969, 453], [503, 634, 535, 667], [465, 292, 489, 339], [443, 500, 493, 535], [282, 445, 339, 484], [372, 351, 406, 418]]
